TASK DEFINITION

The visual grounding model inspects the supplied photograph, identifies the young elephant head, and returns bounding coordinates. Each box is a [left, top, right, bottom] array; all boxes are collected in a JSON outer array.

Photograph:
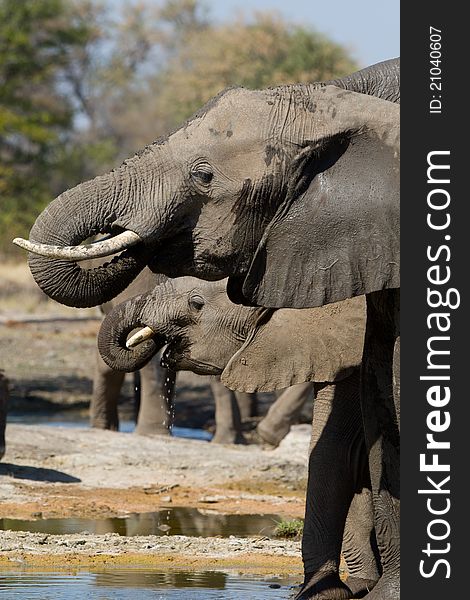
[[97, 278, 366, 392], [16, 59, 399, 311]]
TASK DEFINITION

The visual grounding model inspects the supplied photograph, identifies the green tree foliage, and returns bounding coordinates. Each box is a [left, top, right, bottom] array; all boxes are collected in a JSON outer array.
[[0, 0, 90, 254], [156, 11, 357, 126], [82, 1, 358, 157]]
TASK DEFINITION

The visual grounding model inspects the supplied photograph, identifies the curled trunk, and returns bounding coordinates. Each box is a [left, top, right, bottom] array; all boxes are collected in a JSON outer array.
[[98, 292, 166, 372], [26, 156, 159, 308]]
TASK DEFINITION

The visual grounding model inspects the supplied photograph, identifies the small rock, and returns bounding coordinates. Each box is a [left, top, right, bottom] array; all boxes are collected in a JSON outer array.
[[198, 495, 219, 503], [161, 495, 172, 503]]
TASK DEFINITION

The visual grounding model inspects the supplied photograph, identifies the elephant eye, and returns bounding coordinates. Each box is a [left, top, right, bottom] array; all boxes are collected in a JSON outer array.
[[189, 294, 205, 310], [191, 166, 213, 185]]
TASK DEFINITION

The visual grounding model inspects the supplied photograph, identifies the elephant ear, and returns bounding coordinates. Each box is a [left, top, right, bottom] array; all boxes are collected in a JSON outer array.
[[238, 124, 399, 309], [221, 296, 366, 392]]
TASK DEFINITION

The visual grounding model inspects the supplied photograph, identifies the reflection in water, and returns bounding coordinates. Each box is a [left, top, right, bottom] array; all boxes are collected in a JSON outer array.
[[0, 507, 283, 538], [0, 569, 300, 599], [95, 570, 226, 589]]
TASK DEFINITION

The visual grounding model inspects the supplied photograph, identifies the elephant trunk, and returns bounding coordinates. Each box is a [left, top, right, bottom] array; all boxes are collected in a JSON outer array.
[[98, 291, 165, 372], [98, 280, 180, 372], [21, 154, 162, 308]]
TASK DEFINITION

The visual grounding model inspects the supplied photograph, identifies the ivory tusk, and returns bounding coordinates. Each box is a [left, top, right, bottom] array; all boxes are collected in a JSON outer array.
[[126, 326, 155, 349], [12, 230, 142, 261]]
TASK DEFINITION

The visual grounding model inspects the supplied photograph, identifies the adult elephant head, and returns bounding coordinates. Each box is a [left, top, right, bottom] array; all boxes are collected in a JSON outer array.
[[15, 59, 399, 311]]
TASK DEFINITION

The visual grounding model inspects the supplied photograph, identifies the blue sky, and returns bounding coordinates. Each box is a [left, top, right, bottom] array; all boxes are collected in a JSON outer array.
[[207, 0, 399, 67]]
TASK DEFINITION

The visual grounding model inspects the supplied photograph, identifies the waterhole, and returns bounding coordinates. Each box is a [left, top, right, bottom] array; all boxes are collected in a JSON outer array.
[[0, 569, 301, 599]]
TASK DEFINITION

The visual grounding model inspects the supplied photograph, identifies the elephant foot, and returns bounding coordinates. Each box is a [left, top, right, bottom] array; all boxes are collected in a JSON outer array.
[[344, 577, 377, 598], [256, 423, 287, 447], [293, 572, 354, 600], [135, 425, 170, 437], [91, 421, 119, 431], [353, 575, 398, 600], [241, 416, 263, 429], [211, 430, 246, 445], [243, 428, 277, 449]]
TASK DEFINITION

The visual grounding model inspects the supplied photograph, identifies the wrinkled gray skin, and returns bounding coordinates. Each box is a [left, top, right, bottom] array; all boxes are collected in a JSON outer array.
[[93, 268, 259, 444], [0, 371, 8, 460], [98, 277, 378, 597], [21, 59, 400, 600], [94, 270, 311, 446]]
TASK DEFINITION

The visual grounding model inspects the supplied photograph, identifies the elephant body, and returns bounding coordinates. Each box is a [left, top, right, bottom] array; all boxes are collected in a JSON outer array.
[[96, 276, 376, 596], [18, 58, 400, 599]]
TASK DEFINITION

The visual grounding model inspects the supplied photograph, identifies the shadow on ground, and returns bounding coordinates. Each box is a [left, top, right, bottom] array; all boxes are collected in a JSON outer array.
[[0, 463, 81, 483]]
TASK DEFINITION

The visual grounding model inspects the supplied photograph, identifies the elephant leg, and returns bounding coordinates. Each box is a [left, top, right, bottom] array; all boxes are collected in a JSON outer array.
[[0, 372, 8, 460], [135, 354, 176, 436], [342, 486, 381, 597], [358, 290, 400, 600], [90, 348, 124, 430], [340, 430, 381, 597], [297, 372, 371, 600], [235, 391, 258, 420], [210, 376, 245, 444], [257, 382, 314, 447]]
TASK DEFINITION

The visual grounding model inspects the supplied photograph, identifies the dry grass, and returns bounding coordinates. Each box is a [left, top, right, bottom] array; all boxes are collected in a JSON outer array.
[[0, 260, 100, 319]]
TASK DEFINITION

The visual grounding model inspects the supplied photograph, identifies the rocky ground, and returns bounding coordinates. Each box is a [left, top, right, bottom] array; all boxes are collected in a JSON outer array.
[[0, 529, 302, 573], [0, 423, 309, 570], [0, 262, 309, 574]]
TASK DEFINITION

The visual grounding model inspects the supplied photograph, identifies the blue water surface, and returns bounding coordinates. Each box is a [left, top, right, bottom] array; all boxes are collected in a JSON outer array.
[[0, 569, 300, 599]]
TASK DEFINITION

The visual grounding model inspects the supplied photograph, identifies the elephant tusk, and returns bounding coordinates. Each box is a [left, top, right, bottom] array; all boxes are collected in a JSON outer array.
[[12, 230, 142, 261], [126, 326, 155, 349]]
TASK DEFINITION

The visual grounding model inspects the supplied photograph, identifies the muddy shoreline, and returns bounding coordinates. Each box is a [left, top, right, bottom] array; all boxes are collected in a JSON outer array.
[[0, 530, 303, 575], [1, 423, 309, 570]]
